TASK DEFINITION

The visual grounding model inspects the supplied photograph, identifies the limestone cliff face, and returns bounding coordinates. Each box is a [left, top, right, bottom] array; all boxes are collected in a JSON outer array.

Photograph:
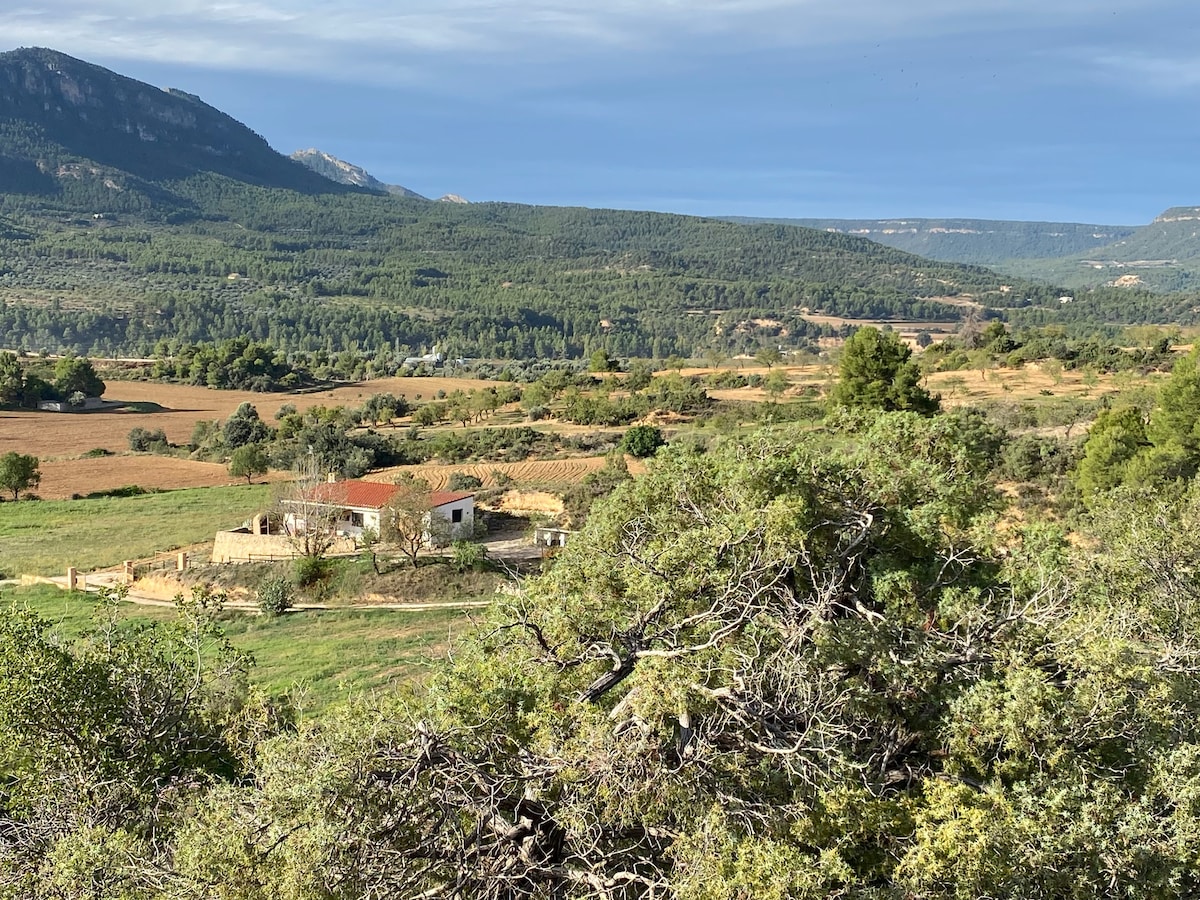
[[0, 46, 338, 191], [290, 148, 428, 199]]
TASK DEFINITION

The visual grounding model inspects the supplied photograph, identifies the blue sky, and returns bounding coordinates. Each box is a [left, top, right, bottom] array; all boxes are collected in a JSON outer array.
[[3, 1, 1196, 223]]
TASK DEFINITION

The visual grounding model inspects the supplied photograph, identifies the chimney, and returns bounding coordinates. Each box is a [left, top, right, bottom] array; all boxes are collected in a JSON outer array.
[[327, 472, 337, 483]]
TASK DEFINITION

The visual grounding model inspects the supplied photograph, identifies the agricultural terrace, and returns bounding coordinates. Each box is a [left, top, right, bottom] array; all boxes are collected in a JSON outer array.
[[1, 357, 1155, 501], [1, 375, 496, 459]]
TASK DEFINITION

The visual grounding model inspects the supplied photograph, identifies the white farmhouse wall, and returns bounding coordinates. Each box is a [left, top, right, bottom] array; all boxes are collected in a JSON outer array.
[[430, 497, 474, 544]]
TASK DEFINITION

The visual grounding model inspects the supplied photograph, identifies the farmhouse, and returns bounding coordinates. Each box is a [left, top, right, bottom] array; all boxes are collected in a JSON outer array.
[[282, 479, 475, 546]]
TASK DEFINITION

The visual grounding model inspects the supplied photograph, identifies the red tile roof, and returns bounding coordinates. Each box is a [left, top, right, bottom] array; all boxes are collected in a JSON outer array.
[[429, 490, 474, 508], [304, 482, 474, 510], [310, 481, 399, 510]]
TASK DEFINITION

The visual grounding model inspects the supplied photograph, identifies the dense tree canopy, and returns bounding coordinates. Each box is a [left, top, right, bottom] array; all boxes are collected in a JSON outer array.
[[51, 355, 104, 399], [829, 326, 938, 414]]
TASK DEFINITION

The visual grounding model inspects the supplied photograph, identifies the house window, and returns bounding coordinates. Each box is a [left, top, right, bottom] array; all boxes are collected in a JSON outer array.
[[451, 508, 463, 523], [350, 511, 364, 527]]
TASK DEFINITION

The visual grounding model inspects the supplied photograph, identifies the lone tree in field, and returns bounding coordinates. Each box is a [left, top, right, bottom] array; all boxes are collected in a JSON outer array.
[[763, 367, 791, 403], [0, 452, 40, 500], [754, 346, 783, 369], [229, 443, 270, 484], [830, 326, 939, 414]]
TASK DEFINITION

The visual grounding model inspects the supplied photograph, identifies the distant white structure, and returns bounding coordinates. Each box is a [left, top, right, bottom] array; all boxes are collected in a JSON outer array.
[[403, 345, 445, 368], [38, 397, 106, 411]]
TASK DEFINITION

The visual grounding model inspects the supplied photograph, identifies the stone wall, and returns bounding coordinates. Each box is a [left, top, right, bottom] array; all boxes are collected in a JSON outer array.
[[212, 529, 355, 563]]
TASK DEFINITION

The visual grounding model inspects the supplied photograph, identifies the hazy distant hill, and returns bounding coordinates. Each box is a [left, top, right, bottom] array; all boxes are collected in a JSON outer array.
[[724, 216, 1136, 266], [290, 148, 427, 199], [1000, 207, 1200, 293]]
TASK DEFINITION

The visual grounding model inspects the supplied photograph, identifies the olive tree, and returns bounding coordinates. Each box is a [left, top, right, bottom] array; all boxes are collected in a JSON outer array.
[[228, 442, 270, 484], [0, 451, 40, 500]]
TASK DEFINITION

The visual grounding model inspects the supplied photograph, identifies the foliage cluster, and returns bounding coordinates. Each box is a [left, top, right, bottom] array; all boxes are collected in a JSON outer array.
[[1074, 344, 1200, 501], [6, 414, 1200, 897]]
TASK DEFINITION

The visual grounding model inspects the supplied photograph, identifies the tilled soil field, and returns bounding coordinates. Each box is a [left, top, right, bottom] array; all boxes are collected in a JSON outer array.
[[0, 376, 496, 460], [32, 456, 289, 501], [365, 456, 647, 491]]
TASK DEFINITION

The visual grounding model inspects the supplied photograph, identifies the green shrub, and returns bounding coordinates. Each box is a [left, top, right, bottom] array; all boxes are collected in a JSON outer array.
[[999, 434, 1072, 482], [450, 541, 487, 573], [294, 555, 333, 587], [448, 472, 484, 491], [256, 576, 296, 616], [621, 425, 666, 458], [83, 485, 156, 499], [128, 427, 169, 453]]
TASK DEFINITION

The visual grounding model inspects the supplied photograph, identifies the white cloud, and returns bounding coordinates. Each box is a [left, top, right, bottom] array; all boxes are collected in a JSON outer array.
[[1086, 51, 1200, 92], [0, 0, 1184, 84]]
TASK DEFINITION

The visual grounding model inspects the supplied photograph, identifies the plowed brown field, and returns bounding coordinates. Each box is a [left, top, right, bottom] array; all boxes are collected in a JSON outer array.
[[32, 456, 290, 500], [364, 456, 647, 491], [0, 376, 495, 460]]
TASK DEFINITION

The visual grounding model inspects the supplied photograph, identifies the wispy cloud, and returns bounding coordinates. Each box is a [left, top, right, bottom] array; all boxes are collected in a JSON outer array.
[[0, 0, 1182, 84], [1085, 51, 1200, 92]]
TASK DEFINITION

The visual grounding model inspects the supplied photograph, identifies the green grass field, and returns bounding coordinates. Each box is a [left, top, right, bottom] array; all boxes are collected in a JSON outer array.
[[0, 484, 269, 577], [2, 584, 474, 716]]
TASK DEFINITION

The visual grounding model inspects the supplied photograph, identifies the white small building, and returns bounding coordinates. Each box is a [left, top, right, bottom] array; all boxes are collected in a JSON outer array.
[[427, 490, 475, 543], [38, 397, 107, 412], [282, 480, 474, 546]]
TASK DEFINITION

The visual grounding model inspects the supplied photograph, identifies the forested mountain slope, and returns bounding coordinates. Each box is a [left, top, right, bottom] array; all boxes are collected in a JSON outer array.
[[0, 48, 1187, 358], [1004, 206, 1200, 293]]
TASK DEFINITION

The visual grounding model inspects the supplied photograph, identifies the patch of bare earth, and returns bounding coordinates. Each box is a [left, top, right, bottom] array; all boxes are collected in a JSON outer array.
[[1, 376, 497, 460], [33, 456, 289, 500], [365, 456, 647, 491]]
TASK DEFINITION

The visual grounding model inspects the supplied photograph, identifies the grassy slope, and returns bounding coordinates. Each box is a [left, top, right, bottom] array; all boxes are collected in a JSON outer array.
[[0, 484, 269, 576], [2, 583, 472, 715]]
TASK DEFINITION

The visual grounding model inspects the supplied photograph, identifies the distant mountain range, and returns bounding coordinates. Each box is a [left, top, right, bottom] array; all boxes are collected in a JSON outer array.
[[997, 207, 1200, 293], [0, 45, 1194, 358], [724, 216, 1137, 267], [726, 213, 1200, 293], [289, 149, 469, 204]]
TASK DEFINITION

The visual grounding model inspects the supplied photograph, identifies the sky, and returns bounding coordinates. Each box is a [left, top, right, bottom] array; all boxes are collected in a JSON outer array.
[[2, 1, 1197, 224]]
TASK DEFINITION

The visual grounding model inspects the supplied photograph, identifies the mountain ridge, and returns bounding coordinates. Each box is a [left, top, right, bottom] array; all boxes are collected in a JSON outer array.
[[289, 148, 427, 199], [722, 215, 1138, 267], [0, 46, 348, 197]]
